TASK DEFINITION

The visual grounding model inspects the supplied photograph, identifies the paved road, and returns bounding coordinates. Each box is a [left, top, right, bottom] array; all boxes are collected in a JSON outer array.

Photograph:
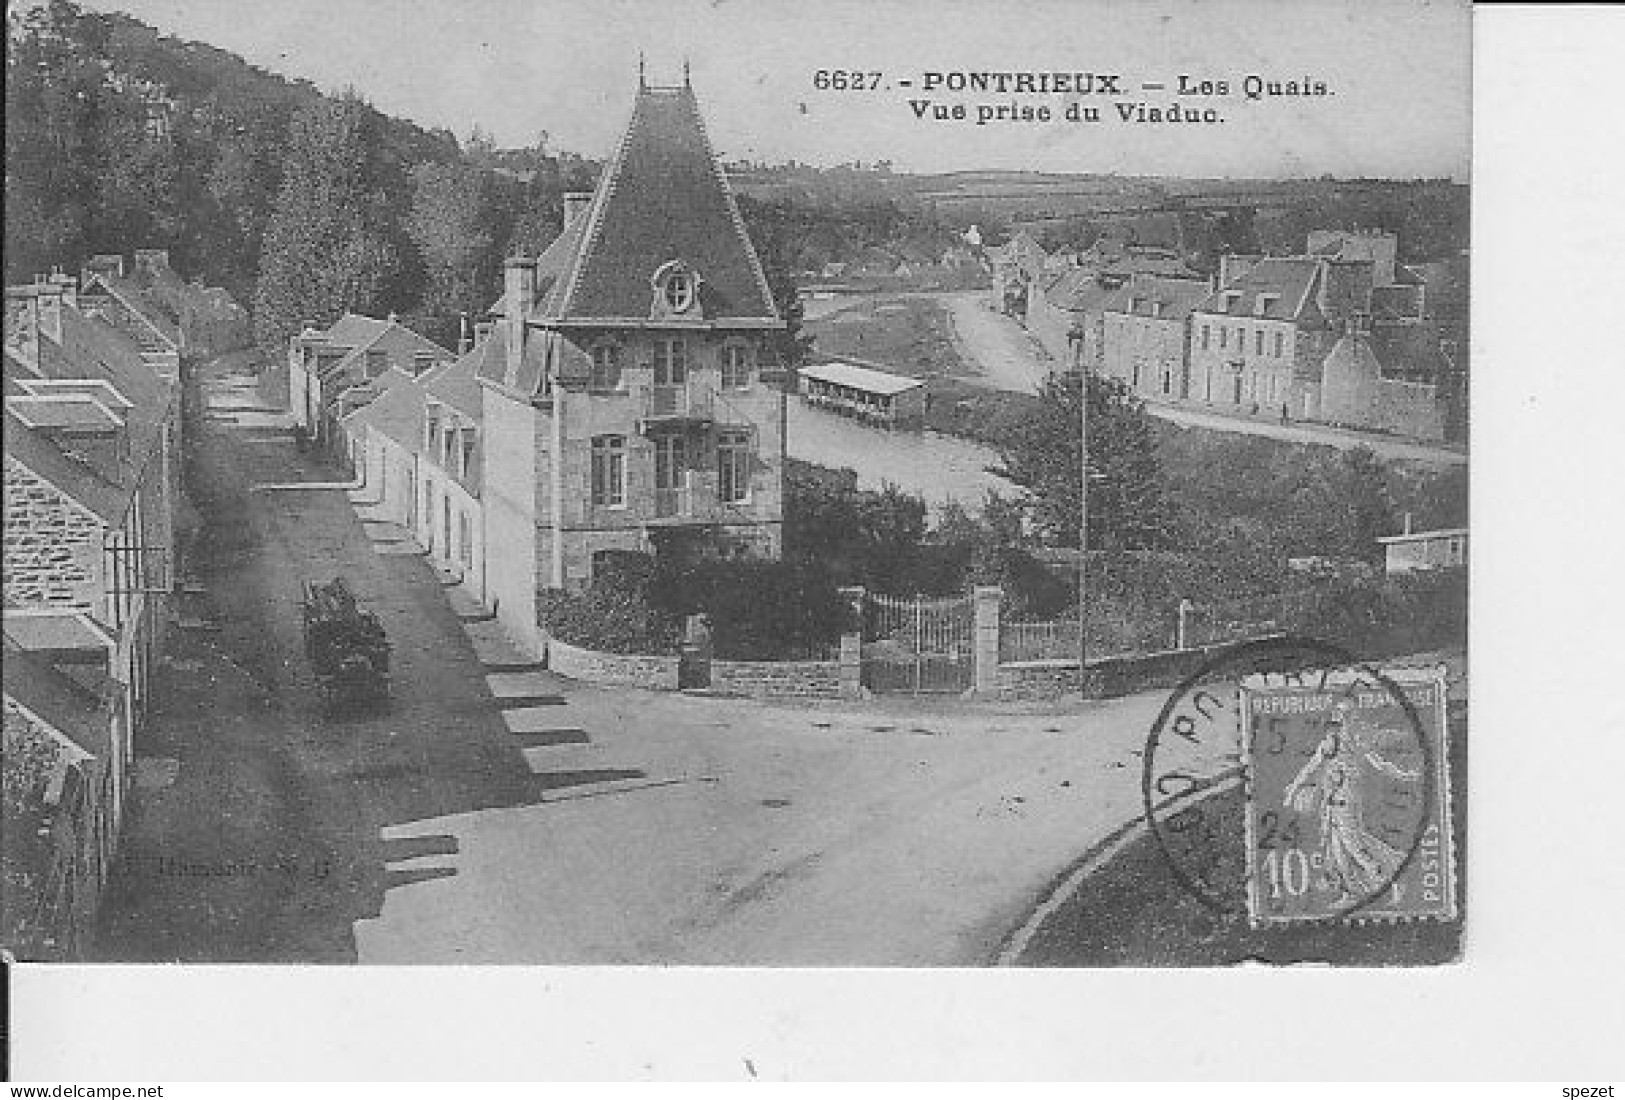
[[354, 689, 1173, 966], [93, 359, 543, 962], [929, 290, 1467, 467], [1146, 402, 1468, 466], [938, 290, 1057, 394]]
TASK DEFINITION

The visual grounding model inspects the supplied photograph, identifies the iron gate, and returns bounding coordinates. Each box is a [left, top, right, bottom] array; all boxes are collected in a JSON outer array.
[[862, 592, 975, 694]]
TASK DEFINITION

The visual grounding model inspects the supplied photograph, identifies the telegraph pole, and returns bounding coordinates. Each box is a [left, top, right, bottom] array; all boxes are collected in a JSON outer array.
[[1078, 362, 1088, 672]]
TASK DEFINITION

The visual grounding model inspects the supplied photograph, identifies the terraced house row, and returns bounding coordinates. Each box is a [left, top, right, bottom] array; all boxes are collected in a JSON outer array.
[[298, 72, 788, 658], [3, 252, 243, 958], [989, 227, 1467, 442]]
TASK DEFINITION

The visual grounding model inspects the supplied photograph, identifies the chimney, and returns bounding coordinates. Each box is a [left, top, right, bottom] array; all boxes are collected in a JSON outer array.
[[85, 253, 125, 281], [4, 292, 41, 367], [133, 248, 169, 278], [48, 271, 78, 308], [1403, 512, 1413, 536], [458, 312, 472, 355], [503, 256, 536, 384], [563, 191, 594, 229], [36, 286, 64, 344]]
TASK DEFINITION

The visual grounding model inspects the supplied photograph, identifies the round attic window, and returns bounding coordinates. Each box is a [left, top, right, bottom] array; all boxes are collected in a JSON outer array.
[[664, 271, 695, 313]]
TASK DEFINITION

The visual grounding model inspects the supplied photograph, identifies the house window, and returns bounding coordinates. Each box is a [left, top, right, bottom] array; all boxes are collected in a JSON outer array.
[[664, 272, 695, 313], [654, 434, 686, 490], [1219, 327, 1228, 349], [721, 343, 752, 389], [460, 429, 476, 478], [591, 435, 627, 507], [1255, 330, 1264, 356], [717, 430, 752, 504], [1201, 324, 1210, 350], [1274, 331, 1285, 358], [590, 343, 623, 390], [425, 408, 439, 454], [655, 338, 688, 386]]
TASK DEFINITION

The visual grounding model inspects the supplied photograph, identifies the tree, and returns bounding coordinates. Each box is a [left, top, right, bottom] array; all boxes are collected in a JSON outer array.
[[993, 372, 1170, 551], [252, 93, 400, 347], [405, 160, 493, 325]]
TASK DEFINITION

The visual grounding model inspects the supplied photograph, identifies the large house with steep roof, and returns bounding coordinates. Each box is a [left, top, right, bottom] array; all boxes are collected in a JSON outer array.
[[478, 71, 787, 654]]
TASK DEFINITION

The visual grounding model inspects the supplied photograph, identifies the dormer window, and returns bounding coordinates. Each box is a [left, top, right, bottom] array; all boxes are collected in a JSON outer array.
[[651, 260, 702, 318], [665, 271, 695, 313]]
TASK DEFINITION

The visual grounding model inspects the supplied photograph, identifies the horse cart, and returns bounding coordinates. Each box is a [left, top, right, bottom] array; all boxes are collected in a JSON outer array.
[[302, 577, 391, 709]]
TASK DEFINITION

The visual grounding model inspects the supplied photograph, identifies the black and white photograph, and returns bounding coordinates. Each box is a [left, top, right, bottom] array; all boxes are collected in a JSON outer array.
[[3, 0, 1621, 1084]]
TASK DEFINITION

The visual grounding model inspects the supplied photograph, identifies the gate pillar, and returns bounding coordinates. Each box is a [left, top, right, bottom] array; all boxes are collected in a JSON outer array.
[[837, 585, 866, 699], [972, 585, 1002, 695]]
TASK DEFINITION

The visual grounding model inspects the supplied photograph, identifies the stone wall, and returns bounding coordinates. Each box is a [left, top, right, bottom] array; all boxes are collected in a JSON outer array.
[[3, 457, 105, 609], [711, 658, 842, 698], [998, 637, 1288, 700], [545, 636, 680, 691]]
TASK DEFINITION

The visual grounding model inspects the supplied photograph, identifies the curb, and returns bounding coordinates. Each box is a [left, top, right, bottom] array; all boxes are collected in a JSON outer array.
[[991, 768, 1243, 967]]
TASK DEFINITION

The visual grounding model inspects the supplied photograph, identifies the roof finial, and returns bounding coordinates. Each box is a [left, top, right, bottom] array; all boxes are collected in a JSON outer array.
[[683, 56, 691, 88], [638, 51, 646, 89]]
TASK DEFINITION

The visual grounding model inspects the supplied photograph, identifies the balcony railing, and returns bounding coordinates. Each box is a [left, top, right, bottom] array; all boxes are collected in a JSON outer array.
[[643, 383, 713, 423]]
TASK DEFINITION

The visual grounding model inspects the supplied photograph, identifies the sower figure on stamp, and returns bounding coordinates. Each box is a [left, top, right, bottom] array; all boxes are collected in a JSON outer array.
[[1283, 700, 1421, 901]]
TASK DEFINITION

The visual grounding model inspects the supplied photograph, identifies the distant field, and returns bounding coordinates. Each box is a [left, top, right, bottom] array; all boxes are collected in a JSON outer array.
[[806, 294, 974, 379]]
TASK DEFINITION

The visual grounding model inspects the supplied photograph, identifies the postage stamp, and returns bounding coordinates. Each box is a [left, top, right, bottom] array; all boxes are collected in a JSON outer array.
[[1241, 665, 1457, 926], [1140, 636, 1460, 934]]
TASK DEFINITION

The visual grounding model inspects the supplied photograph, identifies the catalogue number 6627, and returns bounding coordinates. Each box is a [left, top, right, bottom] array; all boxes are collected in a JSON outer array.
[[813, 70, 884, 91]]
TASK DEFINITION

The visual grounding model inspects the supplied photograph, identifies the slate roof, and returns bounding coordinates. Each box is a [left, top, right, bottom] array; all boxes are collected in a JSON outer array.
[[547, 84, 779, 324], [1043, 268, 1116, 313], [343, 370, 425, 454], [2, 408, 127, 525], [423, 344, 485, 422], [45, 309, 174, 486], [319, 320, 452, 383], [1369, 323, 1451, 380], [1195, 257, 1322, 322], [2, 640, 112, 759], [801, 360, 924, 397], [81, 271, 182, 349], [320, 313, 393, 348], [1101, 275, 1214, 322]]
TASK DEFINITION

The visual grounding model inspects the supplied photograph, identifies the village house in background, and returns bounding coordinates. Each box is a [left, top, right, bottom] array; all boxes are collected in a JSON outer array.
[[2, 251, 242, 959], [288, 313, 455, 451], [986, 223, 1465, 443], [328, 71, 788, 658]]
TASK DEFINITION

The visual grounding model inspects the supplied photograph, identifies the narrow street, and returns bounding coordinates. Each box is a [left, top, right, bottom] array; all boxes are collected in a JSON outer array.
[[93, 356, 544, 962]]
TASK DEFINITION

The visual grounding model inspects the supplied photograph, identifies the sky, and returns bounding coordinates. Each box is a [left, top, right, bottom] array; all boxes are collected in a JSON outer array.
[[79, 0, 1470, 179]]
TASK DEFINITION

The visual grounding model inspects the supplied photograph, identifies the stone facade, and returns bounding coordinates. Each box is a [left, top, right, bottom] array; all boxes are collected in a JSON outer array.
[[3, 457, 104, 609], [478, 75, 789, 652]]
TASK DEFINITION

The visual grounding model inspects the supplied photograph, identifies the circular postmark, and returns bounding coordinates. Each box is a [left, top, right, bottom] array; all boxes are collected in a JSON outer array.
[[1141, 636, 1443, 925]]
